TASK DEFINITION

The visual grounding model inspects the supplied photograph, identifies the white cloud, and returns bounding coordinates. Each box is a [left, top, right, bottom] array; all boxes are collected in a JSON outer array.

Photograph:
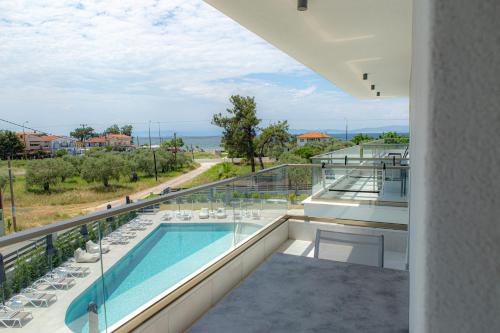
[[0, 0, 408, 134]]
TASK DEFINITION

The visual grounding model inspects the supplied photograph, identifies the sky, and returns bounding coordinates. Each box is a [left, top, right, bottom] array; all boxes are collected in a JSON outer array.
[[0, 0, 409, 136]]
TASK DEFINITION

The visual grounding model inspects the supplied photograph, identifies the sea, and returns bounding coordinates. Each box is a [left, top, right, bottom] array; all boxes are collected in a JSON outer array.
[[136, 133, 399, 151]]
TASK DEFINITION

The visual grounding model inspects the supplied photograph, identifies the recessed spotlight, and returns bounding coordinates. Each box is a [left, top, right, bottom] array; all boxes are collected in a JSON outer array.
[[297, 0, 308, 11]]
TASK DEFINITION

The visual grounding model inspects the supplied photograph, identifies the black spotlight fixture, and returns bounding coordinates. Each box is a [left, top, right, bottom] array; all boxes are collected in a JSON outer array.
[[377, 92, 381, 97], [363, 73, 368, 80], [297, 0, 308, 11], [371, 84, 375, 90]]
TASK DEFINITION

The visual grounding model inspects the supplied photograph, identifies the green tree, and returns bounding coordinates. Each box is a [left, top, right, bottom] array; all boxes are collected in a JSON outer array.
[[105, 124, 121, 135], [25, 159, 60, 191], [70, 126, 95, 142], [62, 155, 84, 173], [120, 125, 133, 136], [212, 95, 260, 172], [256, 121, 290, 169], [156, 150, 176, 173], [161, 137, 184, 149], [351, 133, 374, 145], [0, 130, 24, 159], [279, 152, 311, 196], [81, 155, 125, 187], [53, 158, 77, 182], [379, 132, 409, 144], [132, 152, 155, 177]]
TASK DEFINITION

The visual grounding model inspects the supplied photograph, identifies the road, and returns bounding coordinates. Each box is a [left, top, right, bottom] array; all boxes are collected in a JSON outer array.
[[88, 160, 220, 212]]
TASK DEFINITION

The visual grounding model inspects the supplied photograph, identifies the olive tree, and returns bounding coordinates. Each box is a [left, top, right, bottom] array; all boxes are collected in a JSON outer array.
[[81, 155, 125, 187], [25, 159, 61, 191]]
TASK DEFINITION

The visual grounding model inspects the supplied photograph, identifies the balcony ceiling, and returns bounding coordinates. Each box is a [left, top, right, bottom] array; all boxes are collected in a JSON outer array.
[[204, 0, 412, 99]]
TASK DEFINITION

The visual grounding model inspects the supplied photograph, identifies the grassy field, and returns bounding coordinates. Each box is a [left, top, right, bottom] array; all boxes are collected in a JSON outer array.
[[1, 164, 197, 232], [181, 162, 274, 188], [192, 151, 224, 159]]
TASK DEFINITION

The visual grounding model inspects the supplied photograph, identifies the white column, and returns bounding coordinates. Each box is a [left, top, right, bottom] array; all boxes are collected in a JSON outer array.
[[410, 0, 500, 331]]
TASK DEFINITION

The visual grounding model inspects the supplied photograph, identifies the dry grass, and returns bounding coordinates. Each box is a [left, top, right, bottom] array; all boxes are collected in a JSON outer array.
[[1, 165, 197, 232]]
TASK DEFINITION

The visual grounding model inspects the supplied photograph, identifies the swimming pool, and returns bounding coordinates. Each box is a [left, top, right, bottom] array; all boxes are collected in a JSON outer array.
[[65, 223, 259, 332]]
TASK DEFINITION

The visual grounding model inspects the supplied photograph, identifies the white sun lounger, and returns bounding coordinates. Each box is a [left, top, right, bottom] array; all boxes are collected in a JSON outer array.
[[10, 288, 57, 308], [123, 223, 147, 231], [33, 273, 75, 290], [0, 305, 32, 328], [53, 266, 90, 278], [103, 235, 129, 245]]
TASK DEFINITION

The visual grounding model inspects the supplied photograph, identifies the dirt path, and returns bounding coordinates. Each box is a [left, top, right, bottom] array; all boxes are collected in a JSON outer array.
[[87, 161, 219, 212]]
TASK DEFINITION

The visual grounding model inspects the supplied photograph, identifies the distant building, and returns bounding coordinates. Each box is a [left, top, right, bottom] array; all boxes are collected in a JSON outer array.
[[85, 137, 107, 148], [16, 132, 49, 155], [84, 134, 132, 148], [296, 132, 330, 146], [40, 135, 78, 155], [106, 134, 132, 147]]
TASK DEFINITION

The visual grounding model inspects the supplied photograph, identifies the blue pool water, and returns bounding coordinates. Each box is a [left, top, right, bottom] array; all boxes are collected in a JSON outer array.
[[65, 223, 259, 332]]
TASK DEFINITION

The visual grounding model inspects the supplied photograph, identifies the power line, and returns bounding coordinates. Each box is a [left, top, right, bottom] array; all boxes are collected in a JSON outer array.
[[0, 118, 47, 134]]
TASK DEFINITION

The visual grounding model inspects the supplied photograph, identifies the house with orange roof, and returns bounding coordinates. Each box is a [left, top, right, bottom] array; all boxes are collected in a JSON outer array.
[[85, 136, 107, 148], [296, 132, 330, 146], [40, 135, 78, 155], [84, 134, 132, 148], [16, 132, 49, 154], [106, 133, 132, 147]]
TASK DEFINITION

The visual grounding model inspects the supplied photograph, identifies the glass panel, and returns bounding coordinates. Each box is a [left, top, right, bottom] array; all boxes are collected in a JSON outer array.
[[312, 165, 409, 203], [287, 164, 312, 211]]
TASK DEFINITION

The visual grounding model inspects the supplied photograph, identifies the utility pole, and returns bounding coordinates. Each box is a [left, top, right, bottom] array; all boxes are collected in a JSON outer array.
[[148, 121, 152, 150], [152, 150, 158, 182], [79, 123, 87, 144], [7, 157, 16, 232], [22, 121, 29, 160], [148, 121, 158, 181], [345, 118, 348, 141], [173, 132, 177, 163], [191, 144, 194, 160], [157, 122, 162, 145]]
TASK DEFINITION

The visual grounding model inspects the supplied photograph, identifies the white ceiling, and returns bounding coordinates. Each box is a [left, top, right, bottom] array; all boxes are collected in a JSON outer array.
[[204, 0, 412, 99]]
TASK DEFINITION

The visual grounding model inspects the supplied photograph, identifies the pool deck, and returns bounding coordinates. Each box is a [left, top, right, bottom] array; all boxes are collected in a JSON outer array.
[[1, 209, 285, 332]]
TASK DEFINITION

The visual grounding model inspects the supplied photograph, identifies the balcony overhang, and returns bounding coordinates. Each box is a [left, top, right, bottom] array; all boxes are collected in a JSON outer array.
[[204, 0, 411, 99]]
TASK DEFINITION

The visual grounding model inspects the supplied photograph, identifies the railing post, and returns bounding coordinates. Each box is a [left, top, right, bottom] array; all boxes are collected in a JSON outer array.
[[88, 301, 99, 333]]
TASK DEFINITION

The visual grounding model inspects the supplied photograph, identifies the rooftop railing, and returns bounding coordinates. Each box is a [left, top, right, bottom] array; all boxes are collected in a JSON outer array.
[[0, 163, 408, 332]]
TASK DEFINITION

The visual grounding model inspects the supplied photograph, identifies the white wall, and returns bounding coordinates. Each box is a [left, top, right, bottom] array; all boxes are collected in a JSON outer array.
[[304, 198, 409, 224], [410, 0, 500, 331]]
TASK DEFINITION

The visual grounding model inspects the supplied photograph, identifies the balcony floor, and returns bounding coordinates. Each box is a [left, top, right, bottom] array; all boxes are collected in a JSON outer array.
[[189, 252, 408, 333]]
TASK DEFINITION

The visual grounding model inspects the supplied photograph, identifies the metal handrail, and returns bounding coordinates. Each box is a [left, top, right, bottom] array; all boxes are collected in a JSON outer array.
[[0, 164, 288, 248], [287, 163, 410, 170], [0, 162, 409, 248]]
